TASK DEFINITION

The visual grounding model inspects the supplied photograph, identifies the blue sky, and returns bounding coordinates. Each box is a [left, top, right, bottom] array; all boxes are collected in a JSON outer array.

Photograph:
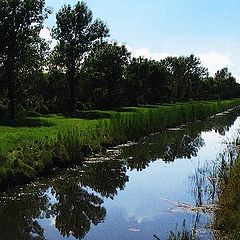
[[42, 0, 240, 80]]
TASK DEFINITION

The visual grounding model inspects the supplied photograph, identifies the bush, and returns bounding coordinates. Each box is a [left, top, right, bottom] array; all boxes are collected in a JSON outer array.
[[25, 110, 42, 117]]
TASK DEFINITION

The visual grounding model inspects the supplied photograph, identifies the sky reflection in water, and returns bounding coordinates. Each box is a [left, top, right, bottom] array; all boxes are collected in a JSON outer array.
[[0, 110, 239, 240]]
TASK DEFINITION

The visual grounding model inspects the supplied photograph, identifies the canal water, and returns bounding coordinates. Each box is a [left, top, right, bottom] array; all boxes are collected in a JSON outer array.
[[0, 109, 240, 240]]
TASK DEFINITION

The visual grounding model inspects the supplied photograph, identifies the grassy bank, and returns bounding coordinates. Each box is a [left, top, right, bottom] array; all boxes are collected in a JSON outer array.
[[1, 99, 240, 189], [215, 155, 240, 239]]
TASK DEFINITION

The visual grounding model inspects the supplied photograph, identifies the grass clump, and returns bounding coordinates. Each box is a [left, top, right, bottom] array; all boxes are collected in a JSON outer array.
[[54, 126, 87, 164]]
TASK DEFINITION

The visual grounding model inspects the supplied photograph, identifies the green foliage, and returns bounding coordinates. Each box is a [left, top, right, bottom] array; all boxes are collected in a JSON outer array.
[[0, 0, 51, 116], [51, 1, 109, 111], [124, 57, 165, 105], [82, 42, 130, 108], [0, 101, 8, 117], [0, 1, 239, 116]]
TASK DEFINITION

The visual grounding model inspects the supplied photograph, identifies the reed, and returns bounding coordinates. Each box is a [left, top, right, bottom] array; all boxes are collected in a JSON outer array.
[[214, 155, 240, 239], [1, 99, 240, 189]]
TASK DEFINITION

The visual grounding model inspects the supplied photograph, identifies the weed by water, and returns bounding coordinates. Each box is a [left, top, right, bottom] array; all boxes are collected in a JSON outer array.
[[54, 126, 87, 163], [0, 99, 240, 189], [214, 154, 240, 238], [154, 220, 194, 240]]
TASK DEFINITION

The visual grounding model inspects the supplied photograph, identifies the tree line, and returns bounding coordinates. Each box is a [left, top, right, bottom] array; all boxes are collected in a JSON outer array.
[[0, 0, 239, 116]]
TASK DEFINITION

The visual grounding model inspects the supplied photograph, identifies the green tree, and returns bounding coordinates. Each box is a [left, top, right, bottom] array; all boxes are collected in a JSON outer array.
[[124, 57, 152, 105], [160, 55, 207, 101], [184, 54, 207, 100], [0, 0, 50, 117], [214, 67, 238, 99], [160, 56, 181, 101], [51, 1, 109, 111], [82, 42, 130, 108]]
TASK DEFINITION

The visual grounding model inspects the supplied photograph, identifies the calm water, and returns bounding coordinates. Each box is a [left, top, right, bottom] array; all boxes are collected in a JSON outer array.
[[1, 109, 240, 240]]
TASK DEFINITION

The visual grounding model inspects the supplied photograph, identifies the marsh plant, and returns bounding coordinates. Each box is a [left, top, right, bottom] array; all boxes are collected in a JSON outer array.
[[188, 134, 240, 239], [168, 220, 194, 240], [0, 100, 240, 189], [54, 127, 87, 163], [214, 136, 240, 238]]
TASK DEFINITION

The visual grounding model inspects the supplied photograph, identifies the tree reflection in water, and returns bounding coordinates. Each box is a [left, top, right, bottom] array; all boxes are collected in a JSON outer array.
[[163, 133, 205, 161], [122, 111, 239, 170], [0, 110, 238, 240], [52, 185, 106, 239], [82, 161, 129, 199], [0, 189, 48, 240], [0, 160, 128, 240]]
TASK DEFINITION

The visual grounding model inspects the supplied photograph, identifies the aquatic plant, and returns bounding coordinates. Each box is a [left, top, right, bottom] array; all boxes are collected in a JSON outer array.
[[153, 220, 194, 240]]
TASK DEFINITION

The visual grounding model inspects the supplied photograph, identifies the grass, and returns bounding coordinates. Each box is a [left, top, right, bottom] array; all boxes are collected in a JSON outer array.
[[214, 157, 240, 239], [0, 115, 106, 151], [1, 99, 240, 189]]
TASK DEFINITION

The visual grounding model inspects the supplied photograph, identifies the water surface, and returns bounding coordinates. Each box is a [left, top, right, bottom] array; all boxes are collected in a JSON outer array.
[[0, 109, 239, 240]]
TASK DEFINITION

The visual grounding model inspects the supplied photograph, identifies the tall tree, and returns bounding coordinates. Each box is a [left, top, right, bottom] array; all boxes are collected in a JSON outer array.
[[160, 55, 207, 101], [214, 68, 239, 99], [124, 57, 152, 105], [82, 42, 130, 108], [184, 54, 207, 100], [52, 1, 109, 111], [0, 0, 50, 117]]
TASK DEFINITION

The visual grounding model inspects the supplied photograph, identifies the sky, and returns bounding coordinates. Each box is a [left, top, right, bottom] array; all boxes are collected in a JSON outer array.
[[42, 0, 240, 81]]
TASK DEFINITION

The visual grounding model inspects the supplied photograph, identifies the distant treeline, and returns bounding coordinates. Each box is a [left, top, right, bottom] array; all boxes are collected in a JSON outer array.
[[0, 0, 239, 116]]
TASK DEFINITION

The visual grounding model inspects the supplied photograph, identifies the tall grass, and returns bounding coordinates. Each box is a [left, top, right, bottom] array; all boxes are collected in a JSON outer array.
[[214, 143, 240, 239], [1, 99, 240, 189], [106, 100, 240, 142]]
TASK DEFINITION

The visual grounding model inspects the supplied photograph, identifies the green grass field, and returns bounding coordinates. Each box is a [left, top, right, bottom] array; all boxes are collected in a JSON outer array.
[[0, 115, 106, 152], [1, 99, 240, 189]]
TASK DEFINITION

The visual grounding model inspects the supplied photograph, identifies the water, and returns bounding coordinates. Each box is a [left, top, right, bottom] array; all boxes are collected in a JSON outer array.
[[0, 109, 240, 240]]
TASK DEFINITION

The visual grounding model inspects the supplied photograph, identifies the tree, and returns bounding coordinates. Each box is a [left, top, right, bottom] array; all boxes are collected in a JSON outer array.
[[82, 42, 130, 108], [160, 55, 207, 101], [124, 57, 152, 105], [0, 0, 50, 117], [51, 1, 109, 111], [214, 68, 239, 99], [183, 54, 208, 100], [160, 56, 182, 101]]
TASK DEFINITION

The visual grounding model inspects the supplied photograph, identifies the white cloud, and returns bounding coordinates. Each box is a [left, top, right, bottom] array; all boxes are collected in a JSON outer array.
[[197, 51, 240, 82], [127, 46, 173, 61], [40, 28, 57, 49], [127, 47, 240, 82], [40, 28, 51, 40], [197, 52, 233, 75]]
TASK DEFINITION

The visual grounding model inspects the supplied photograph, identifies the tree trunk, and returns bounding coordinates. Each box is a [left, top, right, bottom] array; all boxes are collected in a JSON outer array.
[[5, 57, 16, 118], [69, 79, 76, 112], [67, 68, 76, 112], [8, 81, 15, 118]]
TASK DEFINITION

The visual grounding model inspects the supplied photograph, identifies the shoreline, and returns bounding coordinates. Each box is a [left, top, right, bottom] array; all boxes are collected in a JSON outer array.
[[1, 99, 240, 190]]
